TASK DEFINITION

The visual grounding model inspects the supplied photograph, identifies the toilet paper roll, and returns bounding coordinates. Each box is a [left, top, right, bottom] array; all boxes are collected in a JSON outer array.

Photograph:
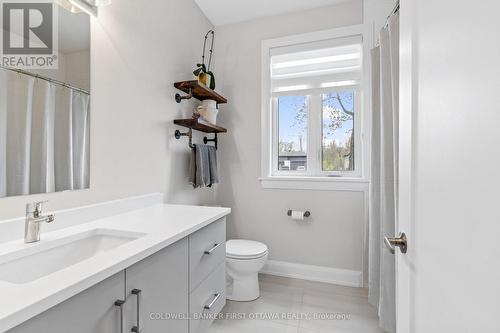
[[290, 210, 305, 220]]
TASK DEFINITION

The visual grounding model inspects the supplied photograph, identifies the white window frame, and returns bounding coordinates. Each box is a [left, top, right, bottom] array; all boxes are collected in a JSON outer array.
[[260, 25, 370, 190]]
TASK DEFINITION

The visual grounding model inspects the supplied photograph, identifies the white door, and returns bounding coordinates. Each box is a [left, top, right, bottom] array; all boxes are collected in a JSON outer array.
[[395, 0, 500, 332]]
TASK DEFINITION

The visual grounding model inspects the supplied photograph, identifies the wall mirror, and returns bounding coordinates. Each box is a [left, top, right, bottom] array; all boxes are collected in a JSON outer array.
[[0, 5, 91, 198]]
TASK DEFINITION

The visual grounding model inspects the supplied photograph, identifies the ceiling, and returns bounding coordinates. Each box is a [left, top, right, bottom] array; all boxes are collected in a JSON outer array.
[[195, 0, 355, 26]]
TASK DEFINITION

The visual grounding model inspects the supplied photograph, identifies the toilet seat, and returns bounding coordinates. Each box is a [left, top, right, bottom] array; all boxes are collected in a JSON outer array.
[[226, 239, 268, 259]]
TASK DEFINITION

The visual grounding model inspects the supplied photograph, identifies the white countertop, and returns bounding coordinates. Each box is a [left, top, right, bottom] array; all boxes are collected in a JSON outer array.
[[0, 203, 230, 332]]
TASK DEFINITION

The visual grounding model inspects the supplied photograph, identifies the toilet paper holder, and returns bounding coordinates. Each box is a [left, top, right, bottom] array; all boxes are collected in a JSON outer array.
[[287, 210, 311, 218]]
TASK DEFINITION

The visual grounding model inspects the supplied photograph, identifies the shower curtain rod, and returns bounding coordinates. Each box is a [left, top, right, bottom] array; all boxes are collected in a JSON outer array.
[[384, 0, 400, 28], [0, 66, 89, 95]]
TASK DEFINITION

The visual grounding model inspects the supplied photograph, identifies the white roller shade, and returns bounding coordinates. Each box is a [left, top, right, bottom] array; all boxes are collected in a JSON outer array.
[[270, 35, 362, 95]]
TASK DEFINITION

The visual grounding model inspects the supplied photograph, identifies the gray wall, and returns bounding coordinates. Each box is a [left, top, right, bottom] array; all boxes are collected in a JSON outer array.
[[214, 1, 366, 272], [0, 0, 215, 220]]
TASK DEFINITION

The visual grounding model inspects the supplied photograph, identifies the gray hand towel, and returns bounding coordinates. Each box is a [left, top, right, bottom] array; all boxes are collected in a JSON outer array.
[[189, 144, 219, 188]]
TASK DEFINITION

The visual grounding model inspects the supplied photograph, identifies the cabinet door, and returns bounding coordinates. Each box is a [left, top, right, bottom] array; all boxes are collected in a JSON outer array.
[[125, 237, 189, 333], [7, 271, 125, 333]]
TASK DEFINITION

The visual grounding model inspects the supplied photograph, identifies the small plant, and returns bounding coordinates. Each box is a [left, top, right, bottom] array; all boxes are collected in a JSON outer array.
[[193, 30, 216, 90]]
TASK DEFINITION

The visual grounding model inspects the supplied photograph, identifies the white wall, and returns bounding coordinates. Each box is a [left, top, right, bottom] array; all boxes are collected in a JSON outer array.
[[65, 50, 91, 92], [31, 50, 91, 92], [214, 1, 365, 274], [0, 0, 216, 220]]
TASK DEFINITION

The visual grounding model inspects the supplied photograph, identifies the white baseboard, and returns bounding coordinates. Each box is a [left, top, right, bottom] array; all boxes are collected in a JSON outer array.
[[261, 260, 363, 288]]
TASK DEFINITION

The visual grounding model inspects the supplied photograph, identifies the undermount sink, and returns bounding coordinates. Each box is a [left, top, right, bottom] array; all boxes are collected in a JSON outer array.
[[0, 228, 145, 284]]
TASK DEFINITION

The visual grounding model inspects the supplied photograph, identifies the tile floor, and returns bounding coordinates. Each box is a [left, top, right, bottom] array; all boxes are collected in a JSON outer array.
[[208, 274, 384, 333]]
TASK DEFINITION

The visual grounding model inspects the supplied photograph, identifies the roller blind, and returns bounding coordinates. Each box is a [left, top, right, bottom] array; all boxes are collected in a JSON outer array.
[[270, 35, 362, 95]]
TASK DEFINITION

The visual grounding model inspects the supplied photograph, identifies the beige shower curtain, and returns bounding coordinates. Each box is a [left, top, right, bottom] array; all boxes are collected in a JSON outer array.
[[369, 12, 399, 333]]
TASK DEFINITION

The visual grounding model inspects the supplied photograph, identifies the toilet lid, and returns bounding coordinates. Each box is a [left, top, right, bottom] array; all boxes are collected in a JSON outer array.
[[226, 239, 268, 259]]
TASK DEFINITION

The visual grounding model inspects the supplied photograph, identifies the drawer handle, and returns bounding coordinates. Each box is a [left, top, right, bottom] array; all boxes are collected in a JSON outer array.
[[204, 243, 220, 255], [114, 299, 126, 333], [131, 289, 142, 333], [204, 293, 221, 310]]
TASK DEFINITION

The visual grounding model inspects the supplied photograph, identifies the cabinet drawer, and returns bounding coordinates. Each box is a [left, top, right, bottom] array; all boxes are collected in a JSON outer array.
[[189, 218, 226, 291], [189, 262, 226, 333]]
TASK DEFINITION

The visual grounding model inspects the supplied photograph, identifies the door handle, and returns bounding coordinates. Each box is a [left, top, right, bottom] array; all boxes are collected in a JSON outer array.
[[114, 299, 126, 333], [204, 293, 221, 310], [384, 232, 407, 254], [131, 289, 142, 333], [204, 243, 220, 255]]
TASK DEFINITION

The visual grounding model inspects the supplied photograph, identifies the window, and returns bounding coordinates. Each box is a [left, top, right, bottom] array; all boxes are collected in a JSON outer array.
[[265, 34, 363, 179], [322, 90, 355, 172], [278, 95, 308, 171]]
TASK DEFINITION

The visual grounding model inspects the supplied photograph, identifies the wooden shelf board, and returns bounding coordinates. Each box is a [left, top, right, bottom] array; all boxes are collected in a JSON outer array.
[[174, 80, 227, 104], [174, 118, 227, 134]]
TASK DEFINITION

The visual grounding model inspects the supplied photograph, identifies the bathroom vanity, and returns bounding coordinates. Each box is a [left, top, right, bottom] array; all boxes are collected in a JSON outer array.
[[0, 197, 229, 333]]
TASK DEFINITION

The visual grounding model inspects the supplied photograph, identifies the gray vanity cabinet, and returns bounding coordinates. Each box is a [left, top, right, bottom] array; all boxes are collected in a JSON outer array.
[[124, 237, 189, 333], [6, 218, 226, 333], [7, 271, 126, 333]]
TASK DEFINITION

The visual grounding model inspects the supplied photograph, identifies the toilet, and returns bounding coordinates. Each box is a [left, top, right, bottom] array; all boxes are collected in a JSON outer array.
[[225, 239, 268, 301]]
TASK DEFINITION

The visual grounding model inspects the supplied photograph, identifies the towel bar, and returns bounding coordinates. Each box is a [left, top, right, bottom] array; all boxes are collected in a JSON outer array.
[[174, 129, 217, 150]]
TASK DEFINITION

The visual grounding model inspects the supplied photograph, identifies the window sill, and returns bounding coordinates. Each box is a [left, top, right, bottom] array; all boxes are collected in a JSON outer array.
[[258, 176, 369, 191]]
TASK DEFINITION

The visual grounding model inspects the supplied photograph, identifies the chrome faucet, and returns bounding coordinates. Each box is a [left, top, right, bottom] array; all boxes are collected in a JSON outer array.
[[24, 201, 55, 243]]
